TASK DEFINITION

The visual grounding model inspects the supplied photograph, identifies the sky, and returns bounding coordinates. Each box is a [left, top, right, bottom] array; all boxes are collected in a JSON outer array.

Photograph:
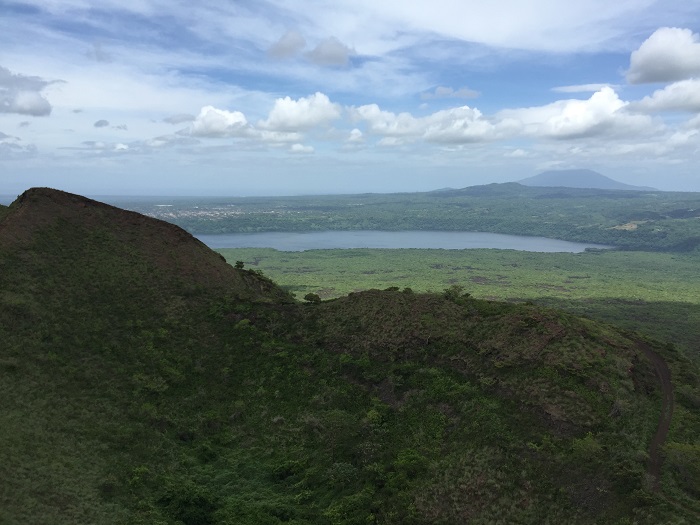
[[2, 1, 700, 196]]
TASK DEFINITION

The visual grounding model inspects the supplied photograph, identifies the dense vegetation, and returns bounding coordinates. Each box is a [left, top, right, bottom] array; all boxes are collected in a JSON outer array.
[[218, 248, 700, 357], [118, 184, 700, 252], [2, 188, 700, 524]]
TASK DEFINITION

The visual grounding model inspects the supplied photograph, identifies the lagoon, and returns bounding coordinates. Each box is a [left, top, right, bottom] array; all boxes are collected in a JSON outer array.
[[196, 230, 612, 253]]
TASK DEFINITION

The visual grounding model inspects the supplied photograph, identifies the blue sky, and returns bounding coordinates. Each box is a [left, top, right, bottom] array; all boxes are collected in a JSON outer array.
[[2, 1, 700, 196]]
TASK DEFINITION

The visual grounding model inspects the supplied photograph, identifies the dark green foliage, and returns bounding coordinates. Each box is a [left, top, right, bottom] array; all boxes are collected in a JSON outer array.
[[304, 292, 322, 303], [2, 188, 700, 524]]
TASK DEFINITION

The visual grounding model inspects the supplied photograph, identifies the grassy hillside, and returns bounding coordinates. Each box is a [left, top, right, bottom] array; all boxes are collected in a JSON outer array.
[[2, 189, 700, 524]]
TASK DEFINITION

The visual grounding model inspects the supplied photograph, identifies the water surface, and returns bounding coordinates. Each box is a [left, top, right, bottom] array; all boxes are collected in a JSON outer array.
[[196, 230, 612, 252]]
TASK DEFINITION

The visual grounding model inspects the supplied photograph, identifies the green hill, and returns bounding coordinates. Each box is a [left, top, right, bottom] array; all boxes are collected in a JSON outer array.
[[1, 188, 699, 524]]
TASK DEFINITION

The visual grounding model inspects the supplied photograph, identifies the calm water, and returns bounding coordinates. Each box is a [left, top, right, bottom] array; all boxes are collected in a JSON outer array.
[[196, 230, 612, 253]]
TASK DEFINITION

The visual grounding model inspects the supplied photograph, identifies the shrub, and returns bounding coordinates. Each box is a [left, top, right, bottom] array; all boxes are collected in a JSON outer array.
[[304, 293, 322, 303]]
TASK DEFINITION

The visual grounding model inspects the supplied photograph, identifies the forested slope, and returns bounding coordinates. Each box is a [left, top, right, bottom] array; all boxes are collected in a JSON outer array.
[[1, 188, 700, 524]]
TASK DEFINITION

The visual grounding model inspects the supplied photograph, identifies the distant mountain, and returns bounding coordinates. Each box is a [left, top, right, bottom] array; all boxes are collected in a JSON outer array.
[[519, 169, 656, 191]]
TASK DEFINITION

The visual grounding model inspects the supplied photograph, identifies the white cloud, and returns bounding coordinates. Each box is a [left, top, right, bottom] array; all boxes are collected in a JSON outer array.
[[421, 86, 480, 100], [268, 30, 306, 59], [632, 79, 700, 113], [306, 37, 354, 66], [505, 148, 530, 158], [352, 104, 422, 137], [94, 119, 109, 128], [667, 129, 699, 147], [551, 84, 615, 93], [627, 27, 700, 84], [257, 130, 303, 143], [259, 92, 341, 131], [190, 105, 248, 137], [498, 87, 654, 139], [685, 114, 700, 129], [275, 0, 680, 54], [378, 137, 404, 147], [0, 66, 56, 116], [423, 107, 502, 143], [347, 128, 364, 143], [289, 143, 314, 154], [352, 103, 506, 143]]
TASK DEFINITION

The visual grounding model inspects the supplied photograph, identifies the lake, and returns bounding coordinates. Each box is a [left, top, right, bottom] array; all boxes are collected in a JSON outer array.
[[196, 230, 612, 253]]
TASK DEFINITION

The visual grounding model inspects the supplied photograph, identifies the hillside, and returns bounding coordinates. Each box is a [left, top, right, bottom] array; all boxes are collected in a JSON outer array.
[[519, 169, 656, 191], [1, 189, 700, 524]]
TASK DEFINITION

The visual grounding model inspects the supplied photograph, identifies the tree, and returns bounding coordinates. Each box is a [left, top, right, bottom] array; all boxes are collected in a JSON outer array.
[[304, 293, 322, 304]]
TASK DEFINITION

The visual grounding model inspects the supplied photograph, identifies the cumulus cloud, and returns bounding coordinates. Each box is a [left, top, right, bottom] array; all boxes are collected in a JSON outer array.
[[163, 113, 195, 124], [352, 103, 505, 143], [190, 105, 248, 137], [352, 105, 422, 136], [259, 92, 341, 131], [498, 87, 654, 139], [306, 37, 354, 66], [94, 119, 110, 128], [423, 107, 505, 143], [632, 79, 700, 113], [421, 86, 480, 100], [627, 27, 700, 84], [289, 143, 314, 154], [268, 30, 306, 59], [347, 128, 364, 143], [0, 66, 56, 116]]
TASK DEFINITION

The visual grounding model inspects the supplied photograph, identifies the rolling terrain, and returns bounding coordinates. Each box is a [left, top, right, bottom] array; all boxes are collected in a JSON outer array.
[[2, 188, 700, 524]]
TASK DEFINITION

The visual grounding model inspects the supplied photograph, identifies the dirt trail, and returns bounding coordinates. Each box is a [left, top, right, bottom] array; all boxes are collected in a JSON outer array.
[[636, 340, 674, 493]]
